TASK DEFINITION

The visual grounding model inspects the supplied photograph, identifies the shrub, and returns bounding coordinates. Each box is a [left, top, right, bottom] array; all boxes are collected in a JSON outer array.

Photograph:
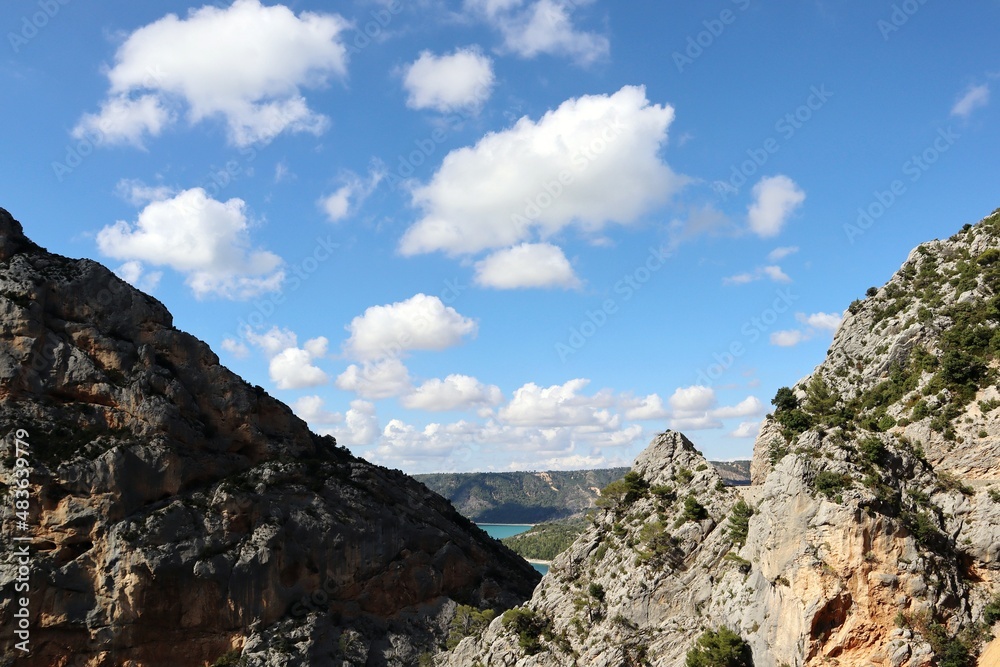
[[685, 627, 753, 667], [814, 471, 852, 500], [727, 500, 754, 548], [675, 468, 695, 484], [597, 471, 649, 510], [588, 582, 605, 603], [771, 387, 799, 412], [680, 495, 709, 523], [211, 652, 247, 667], [859, 437, 887, 467], [447, 605, 497, 649], [502, 608, 548, 655]]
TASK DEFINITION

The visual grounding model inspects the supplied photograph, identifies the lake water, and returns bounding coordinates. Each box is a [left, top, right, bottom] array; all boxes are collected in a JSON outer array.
[[479, 524, 549, 575]]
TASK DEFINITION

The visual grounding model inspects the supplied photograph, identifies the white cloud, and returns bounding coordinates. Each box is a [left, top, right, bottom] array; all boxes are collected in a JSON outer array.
[[73, 95, 173, 149], [344, 293, 478, 360], [796, 311, 843, 333], [403, 47, 495, 113], [767, 246, 799, 262], [96, 188, 284, 300], [319, 168, 384, 222], [400, 85, 683, 256], [770, 329, 809, 347], [747, 175, 805, 238], [292, 395, 343, 425], [724, 264, 791, 286], [114, 178, 175, 206], [335, 358, 413, 399], [729, 421, 760, 438], [668, 385, 716, 413], [402, 374, 503, 412], [220, 337, 250, 359], [951, 84, 990, 118], [113, 260, 162, 293], [465, 0, 609, 66], [621, 394, 669, 421], [269, 338, 330, 390], [325, 400, 379, 447], [474, 242, 581, 289], [710, 396, 765, 419], [499, 378, 617, 428], [75, 0, 349, 148], [244, 326, 330, 390]]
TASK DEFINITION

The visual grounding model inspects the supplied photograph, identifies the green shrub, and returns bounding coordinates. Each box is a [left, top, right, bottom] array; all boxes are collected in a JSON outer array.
[[447, 605, 497, 649], [675, 468, 695, 484], [211, 651, 247, 667], [859, 437, 887, 466], [588, 582, 605, 603], [814, 471, 852, 500], [502, 608, 548, 655], [685, 627, 753, 667], [680, 495, 709, 523], [597, 471, 649, 510], [771, 387, 798, 412], [727, 500, 754, 548]]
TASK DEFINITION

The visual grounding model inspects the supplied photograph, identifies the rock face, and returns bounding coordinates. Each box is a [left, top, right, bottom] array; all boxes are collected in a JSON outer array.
[[0, 208, 539, 667], [444, 210, 1000, 666]]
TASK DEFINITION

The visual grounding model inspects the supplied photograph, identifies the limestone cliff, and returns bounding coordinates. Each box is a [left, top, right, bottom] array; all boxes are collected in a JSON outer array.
[[0, 208, 540, 667], [444, 210, 1000, 667]]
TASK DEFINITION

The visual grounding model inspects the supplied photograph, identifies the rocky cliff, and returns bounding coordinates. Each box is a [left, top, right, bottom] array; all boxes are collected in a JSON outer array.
[[0, 208, 539, 667], [443, 210, 1000, 666]]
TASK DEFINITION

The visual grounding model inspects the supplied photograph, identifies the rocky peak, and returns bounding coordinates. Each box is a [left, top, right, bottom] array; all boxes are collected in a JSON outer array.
[[0, 209, 539, 666], [444, 210, 1000, 667]]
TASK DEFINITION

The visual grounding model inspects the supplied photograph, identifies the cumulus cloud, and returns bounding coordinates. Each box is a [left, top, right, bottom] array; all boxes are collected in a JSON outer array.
[[770, 329, 808, 347], [245, 326, 330, 390], [113, 260, 162, 293], [399, 85, 683, 256], [325, 400, 379, 447], [96, 188, 284, 300], [403, 47, 495, 113], [729, 421, 760, 438], [668, 385, 716, 413], [710, 396, 765, 419], [220, 337, 250, 359], [465, 0, 609, 66], [402, 375, 503, 412], [621, 394, 669, 421], [335, 358, 413, 399], [747, 175, 805, 238], [74, 0, 349, 147], [796, 311, 842, 333], [951, 84, 990, 118], [499, 378, 617, 428], [474, 243, 581, 289], [767, 246, 799, 262], [723, 264, 791, 286], [343, 293, 478, 361], [292, 395, 343, 425], [319, 168, 385, 222]]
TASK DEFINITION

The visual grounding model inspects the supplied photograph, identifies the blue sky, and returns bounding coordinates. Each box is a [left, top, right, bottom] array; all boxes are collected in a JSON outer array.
[[1, 0, 997, 473]]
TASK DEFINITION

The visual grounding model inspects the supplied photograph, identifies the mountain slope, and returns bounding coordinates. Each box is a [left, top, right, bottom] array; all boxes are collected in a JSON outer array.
[[416, 463, 750, 525], [0, 209, 539, 667], [443, 209, 1000, 667]]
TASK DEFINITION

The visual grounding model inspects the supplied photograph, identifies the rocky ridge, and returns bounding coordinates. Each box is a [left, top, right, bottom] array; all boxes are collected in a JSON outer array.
[[0, 208, 539, 667], [443, 210, 1000, 666]]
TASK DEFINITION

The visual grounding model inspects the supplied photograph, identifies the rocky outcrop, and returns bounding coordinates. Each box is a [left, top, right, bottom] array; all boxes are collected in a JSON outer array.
[[0, 208, 539, 667], [444, 210, 1000, 666]]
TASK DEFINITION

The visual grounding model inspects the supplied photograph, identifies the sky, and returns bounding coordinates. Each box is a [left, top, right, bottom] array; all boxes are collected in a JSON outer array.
[[1, 0, 997, 474]]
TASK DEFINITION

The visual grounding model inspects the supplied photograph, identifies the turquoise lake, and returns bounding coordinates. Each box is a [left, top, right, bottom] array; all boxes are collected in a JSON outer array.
[[478, 524, 549, 575]]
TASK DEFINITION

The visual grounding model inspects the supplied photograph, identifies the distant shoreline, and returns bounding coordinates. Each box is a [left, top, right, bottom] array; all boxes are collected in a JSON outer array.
[[526, 558, 552, 566], [476, 522, 536, 527]]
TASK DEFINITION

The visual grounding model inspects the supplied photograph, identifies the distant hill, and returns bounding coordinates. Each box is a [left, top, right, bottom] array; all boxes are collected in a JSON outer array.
[[415, 461, 750, 524]]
